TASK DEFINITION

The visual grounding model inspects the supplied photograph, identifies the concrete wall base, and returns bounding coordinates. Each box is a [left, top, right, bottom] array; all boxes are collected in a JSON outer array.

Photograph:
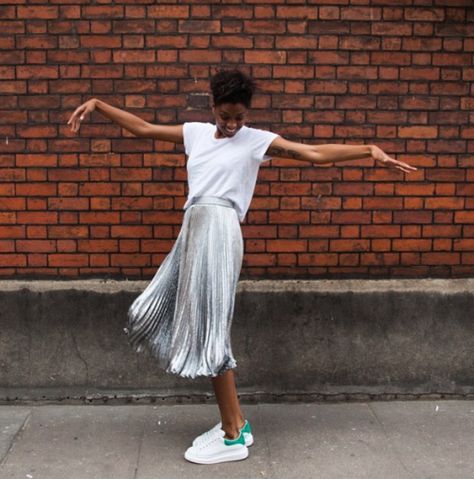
[[1, 279, 473, 402]]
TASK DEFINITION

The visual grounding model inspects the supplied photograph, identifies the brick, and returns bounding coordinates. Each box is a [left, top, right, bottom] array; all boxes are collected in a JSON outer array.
[[179, 50, 222, 63], [333, 183, 374, 195], [244, 20, 285, 34], [276, 34, 318, 50], [213, 5, 253, 18], [360, 253, 399, 266], [330, 239, 370, 252], [79, 212, 120, 224], [243, 254, 276, 267], [361, 225, 400, 238], [276, 6, 317, 18], [0, 254, 26, 266], [48, 198, 89, 210], [395, 183, 435, 196], [332, 211, 371, 224], [16, 240, 56, 253], [79, 181, 121, 196], [179, 20, 220, 33], [16, 183, 56, 196], [17, 6, 58, 19], [422, 225, 461, 238], [455, 212, 474, 224], [245, 50, 286, 64], [270, 182, 311, 195], [211, 35, 253, 49], [298, 254, 338, 266], [426, 169, 465, 182], [266, 240, 307, 252], [48, 226, 88, 239], [269, 211, 310, 224], [363, 198, 403, 210], [49, 254, 88, 267], [77, 240, 118, 253], [0, 168, 26, 181], [273, 65, 315, 78], [144, 211, 184, 225], [111, 168, 152, 181], [421, 253, 460, 265], [112, 197, 152, 211], [143, 183, 184, 196], [393, 211, 433, 224], [300, 225, 339, 238], [148, 5, 190, 18], [0, 224, 24, 240], [113, 50, 155, 63], [17, 66, 58, 79], [392, 239, 432, 251], [425, 197, 464, 209]]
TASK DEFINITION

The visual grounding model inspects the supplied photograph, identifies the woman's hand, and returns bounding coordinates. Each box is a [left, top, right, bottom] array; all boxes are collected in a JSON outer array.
[[67, 99, 97, 133], [370, 145, 417, 173]]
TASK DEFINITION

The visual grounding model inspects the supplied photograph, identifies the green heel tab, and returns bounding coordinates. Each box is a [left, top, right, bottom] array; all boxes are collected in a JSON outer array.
[[224, 431, 245, 446], [241, 420, 252, 434]]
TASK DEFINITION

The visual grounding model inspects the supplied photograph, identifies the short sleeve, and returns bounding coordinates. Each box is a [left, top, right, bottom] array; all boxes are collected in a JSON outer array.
[[183, 122, 204, 156], [249, 128, 280, 163]]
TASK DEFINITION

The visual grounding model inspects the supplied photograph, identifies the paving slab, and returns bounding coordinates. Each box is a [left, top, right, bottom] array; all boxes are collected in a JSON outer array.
[[0, 401, 473, 479], [369, 400, 474, 479], [0, 406, 147, 479]]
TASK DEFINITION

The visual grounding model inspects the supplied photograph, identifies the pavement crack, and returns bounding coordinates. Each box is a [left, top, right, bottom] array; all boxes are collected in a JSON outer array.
[[132, 414, 146, 479], [70, 327, 89, 383], [367, 402, 419, 479], [257, 404, 275, 478], [0, 409, 32, 466]]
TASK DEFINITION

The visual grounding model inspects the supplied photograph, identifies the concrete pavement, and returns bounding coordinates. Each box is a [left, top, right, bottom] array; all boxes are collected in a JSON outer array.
[[1, 400, 473, 479]]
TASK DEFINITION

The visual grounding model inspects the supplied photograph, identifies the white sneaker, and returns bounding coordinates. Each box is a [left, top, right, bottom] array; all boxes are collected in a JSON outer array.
[[192, 419, 254, 447], [184, 430, 248, 465]]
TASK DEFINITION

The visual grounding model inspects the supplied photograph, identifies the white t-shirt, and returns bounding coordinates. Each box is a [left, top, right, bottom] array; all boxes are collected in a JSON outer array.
[[182, 122, 279, 222]]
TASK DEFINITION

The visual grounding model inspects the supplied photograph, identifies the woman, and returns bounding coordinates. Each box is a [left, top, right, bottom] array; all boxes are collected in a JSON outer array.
[[68, 68, 416, 465]]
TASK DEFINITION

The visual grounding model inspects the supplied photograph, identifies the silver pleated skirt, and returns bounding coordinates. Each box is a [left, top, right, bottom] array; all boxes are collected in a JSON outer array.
[[124, 196, 243, 379]]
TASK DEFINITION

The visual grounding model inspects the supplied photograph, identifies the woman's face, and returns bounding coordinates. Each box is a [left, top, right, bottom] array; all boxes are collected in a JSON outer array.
[[212, 102, 248, 139]]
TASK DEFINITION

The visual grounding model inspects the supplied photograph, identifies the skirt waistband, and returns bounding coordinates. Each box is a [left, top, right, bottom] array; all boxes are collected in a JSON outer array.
[[187, 196, 235, 210]]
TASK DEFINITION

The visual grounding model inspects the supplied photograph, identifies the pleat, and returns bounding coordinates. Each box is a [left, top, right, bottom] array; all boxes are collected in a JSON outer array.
[[125, 238, 181, 367], [124, 200, 243, 379]]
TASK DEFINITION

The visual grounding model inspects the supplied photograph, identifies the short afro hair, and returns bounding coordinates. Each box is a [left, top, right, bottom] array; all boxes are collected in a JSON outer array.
[[210, 68, 255, 108]]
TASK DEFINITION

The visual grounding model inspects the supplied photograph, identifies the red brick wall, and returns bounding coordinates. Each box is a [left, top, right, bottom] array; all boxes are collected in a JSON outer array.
[[1, 1, 473, 279]]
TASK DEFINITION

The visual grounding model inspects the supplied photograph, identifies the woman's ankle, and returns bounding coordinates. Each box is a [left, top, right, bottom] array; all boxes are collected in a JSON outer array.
[[221, 416, 245, 438], [222, 426, 240, 440]]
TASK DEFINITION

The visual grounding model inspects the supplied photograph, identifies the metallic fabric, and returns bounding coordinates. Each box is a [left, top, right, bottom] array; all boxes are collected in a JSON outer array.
[[124, 196, 243, 379]]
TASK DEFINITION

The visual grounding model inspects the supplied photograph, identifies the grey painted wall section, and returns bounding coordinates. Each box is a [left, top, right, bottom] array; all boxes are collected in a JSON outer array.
[[0, 279, 473, 401]]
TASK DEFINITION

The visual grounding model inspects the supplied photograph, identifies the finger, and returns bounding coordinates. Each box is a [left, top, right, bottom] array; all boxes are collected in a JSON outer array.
[[68, 104, 86, 124], [68, 106, 82, 124], [388, 159, 417, 172], [396, 161, 417, 171]]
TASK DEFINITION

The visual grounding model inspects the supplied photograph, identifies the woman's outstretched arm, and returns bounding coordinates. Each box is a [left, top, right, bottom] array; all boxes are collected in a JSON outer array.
[[266, 136, 417, 173], [67, 98, 183, 143]]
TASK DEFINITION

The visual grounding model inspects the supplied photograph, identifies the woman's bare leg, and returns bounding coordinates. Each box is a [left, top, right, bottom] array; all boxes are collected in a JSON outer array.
[[211, 369, 245, 439]]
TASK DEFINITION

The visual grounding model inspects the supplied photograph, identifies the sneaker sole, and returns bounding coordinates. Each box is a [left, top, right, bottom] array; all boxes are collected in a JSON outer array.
[[184, 446, 249, 465]]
